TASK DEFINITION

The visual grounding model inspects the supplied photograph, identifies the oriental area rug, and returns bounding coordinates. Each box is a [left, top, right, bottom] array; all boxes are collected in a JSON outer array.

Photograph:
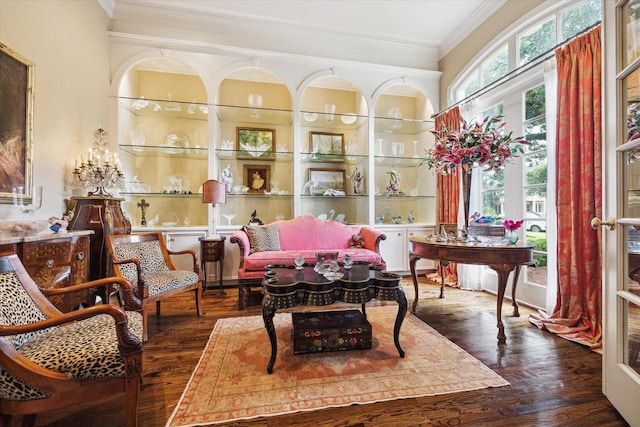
[[166, 305, 508, 427]]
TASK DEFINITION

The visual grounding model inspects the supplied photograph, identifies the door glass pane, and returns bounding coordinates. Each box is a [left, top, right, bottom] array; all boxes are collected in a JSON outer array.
[[624, 0, 640, 66], [624, 70, 640, 218], [625, 299, 640, 376]]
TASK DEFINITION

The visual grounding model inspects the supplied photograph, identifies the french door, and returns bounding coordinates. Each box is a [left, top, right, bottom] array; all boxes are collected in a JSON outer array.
[[602, 2, 640, 425]]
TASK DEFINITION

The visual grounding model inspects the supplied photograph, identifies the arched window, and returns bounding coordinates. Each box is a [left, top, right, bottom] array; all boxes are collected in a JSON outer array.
[[449, 0, 601, 311]]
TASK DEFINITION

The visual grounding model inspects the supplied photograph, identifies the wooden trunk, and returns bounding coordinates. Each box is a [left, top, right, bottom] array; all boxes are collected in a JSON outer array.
[[291, 310, 372, 354]]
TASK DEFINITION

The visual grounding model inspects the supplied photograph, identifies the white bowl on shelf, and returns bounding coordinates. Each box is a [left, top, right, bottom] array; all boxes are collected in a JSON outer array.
[[341, 113, 357, 124], [303, 112, 318, 122]]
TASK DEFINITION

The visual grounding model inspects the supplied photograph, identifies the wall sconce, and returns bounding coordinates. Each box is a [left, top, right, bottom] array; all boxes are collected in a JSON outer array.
[[202, 179, 227, 238]]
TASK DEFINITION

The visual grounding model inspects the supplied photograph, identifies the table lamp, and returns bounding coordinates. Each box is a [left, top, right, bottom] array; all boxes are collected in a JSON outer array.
[[202, 179, 226, 238]]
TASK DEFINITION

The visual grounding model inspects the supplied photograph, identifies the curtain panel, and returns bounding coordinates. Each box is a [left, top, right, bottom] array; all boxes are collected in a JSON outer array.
[[530, 26, 602, 349], [431, 106, 462, 285]]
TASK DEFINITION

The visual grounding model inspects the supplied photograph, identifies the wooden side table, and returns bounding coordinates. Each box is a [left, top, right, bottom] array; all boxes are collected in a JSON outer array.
[[199, 236, 225, 295]]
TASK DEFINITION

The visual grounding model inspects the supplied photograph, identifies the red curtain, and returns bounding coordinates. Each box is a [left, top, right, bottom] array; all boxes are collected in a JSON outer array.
[[530, 26, 602, 349], [430, 107, 462, 285]]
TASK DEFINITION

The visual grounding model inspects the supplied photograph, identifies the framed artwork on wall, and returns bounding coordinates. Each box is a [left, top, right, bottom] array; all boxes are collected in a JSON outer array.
[[309, 131, 344, 162], [243, 164, 271, 194], [0, 42, 34, 203], [236, 127, 276, 160]]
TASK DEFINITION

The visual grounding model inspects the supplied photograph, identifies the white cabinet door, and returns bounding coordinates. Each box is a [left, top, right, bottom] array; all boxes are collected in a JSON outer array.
[[164, 230, 207, 272], [378, 227, 407, 272], [407, 226, 436, 272]]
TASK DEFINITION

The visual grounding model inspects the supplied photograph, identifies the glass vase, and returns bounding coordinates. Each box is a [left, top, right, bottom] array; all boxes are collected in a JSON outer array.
[[505, 230, 519, 245]]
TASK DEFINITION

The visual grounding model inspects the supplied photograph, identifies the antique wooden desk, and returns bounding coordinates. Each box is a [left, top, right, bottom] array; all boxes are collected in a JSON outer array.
[[409, 237, 534, 342], [0, 230, 93, 311], [262, 264, 407, 374]]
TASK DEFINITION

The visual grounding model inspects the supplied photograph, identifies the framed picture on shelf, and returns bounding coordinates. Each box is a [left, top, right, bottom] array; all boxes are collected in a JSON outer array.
[[437, 223, 458, 236], [309, 131, 344, 162], [243, 164, 271, 194], [236, 127, 276, 160], [0, 42, 34, 202], [308, 168, 346, 195]]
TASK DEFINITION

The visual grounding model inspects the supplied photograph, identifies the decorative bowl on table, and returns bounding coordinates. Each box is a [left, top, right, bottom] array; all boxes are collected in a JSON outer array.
[[0, 220, 51, 237]]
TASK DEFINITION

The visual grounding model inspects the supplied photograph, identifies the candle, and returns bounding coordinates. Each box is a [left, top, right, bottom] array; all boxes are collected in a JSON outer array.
[[75, 159, 79, 169], [88, 148, 93, 162]]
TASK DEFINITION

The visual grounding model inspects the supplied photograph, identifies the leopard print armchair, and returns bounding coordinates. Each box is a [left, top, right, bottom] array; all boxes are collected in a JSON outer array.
[[0, 253, 143, 427], [106, 231, 202, 341]]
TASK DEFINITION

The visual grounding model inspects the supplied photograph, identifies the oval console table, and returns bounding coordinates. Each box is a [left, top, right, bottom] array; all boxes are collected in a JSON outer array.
[[409, 237, 534, 342]]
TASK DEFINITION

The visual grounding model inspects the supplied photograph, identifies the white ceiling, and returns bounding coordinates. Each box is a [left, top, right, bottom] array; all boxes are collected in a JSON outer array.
[[101, 0, 505, 68]]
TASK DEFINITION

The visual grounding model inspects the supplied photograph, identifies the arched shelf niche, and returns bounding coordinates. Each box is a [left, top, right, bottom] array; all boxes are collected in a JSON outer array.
[[213, 67, 294, 224], [372, 83, 436, 225], [298, 75, 370, 225], [115, 56, 210, 227]]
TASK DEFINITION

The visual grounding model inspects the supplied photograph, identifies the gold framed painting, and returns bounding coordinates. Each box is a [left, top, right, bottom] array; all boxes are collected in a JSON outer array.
[[236, 127, 275, 160], [0, 42, 34, 203], [309, 131, 344, 162], [243, 164, 271, 194]]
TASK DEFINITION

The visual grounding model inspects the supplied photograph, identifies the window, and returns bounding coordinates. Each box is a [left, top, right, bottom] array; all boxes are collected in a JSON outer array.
[[523, 85, 548, 286], [560, 0, 601, 40], [454, 0, 601, 101], [447, 0, 601, 308], [482, 44, 508, 87], [519, 18, 556, 66], [480, 103, 505, 219]]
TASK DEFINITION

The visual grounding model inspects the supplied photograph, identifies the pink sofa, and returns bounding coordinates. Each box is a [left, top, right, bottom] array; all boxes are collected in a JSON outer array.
[[229, 215, 387, 309]]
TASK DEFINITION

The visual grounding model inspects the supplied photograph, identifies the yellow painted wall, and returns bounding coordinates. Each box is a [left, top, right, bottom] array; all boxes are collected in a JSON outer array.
[[0, 0, 110, 219]]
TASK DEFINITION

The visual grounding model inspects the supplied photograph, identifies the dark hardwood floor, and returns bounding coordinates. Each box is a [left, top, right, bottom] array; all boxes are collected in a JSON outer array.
[[32, 278, 628, 427]]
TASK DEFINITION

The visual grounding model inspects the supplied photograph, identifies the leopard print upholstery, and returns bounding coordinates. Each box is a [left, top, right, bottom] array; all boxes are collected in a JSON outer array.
[[113, 239, 198, 295], [0, 271, 54, 349], [244, 223, 281, 254], [0, 270, 143, 401], [113, 240, 169, 285]]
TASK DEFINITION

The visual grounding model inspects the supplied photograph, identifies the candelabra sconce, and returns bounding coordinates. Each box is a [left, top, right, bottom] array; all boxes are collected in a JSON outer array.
[[71, 128, 125, 197]]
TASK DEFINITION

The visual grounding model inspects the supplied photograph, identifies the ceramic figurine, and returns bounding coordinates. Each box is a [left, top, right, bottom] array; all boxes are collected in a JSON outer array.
[[350, 167, 363, 195], [221, 163, 233, 193]]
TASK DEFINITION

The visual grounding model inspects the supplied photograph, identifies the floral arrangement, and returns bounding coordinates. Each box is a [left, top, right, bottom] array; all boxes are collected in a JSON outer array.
[[503, 219, 523, 231], [424, 116, 527, 174]]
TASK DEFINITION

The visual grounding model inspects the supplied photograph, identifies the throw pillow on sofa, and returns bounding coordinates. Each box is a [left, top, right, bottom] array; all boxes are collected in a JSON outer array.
[[244, 224, 281, 254]]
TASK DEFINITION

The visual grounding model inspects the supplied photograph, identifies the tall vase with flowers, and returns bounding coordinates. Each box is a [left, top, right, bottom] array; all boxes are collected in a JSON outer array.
[[423, 115, 527, 229]]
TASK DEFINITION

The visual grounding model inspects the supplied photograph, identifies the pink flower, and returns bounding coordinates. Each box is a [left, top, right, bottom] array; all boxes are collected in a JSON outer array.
[[503, 219, 523, 231]]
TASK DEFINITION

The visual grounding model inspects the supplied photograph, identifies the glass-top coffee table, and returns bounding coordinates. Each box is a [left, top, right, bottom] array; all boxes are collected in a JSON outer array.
[[261, 263, 407, 373]]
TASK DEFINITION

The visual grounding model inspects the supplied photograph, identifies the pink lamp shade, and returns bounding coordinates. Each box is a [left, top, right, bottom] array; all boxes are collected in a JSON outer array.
[[202, 180, 226, 204]]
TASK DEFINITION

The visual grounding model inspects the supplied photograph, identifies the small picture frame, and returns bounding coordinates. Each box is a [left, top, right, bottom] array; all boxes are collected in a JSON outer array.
[[309, 131, 344, 162], [243, 164, 271, 194], [308, 168, 346, 195], [438, 223, 458, 236], [236, 127, 276, 160]]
